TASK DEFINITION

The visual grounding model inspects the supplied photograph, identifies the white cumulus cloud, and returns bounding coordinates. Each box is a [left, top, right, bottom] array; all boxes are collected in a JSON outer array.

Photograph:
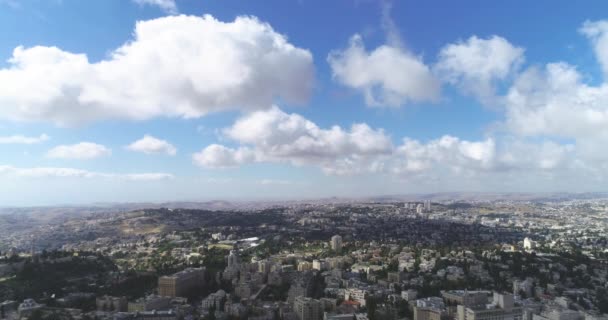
[[192, 144, 255, 169], [192, 106, 585, 179], [393, 135, 496, 174], [435, 35, 524, 104], [127, 135, 176, 155], [192, 106, 393, 174], [328, 34, 440, 107], [495, 20, 608, 172], [0, 14, 314, 125], [46, 142, 111, 160], [503, 61, 608, 164], [392, 136, 578, 176]]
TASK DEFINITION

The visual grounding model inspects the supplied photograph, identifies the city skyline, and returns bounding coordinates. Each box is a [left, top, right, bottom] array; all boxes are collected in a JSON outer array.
[[3, 0, 608, 205]]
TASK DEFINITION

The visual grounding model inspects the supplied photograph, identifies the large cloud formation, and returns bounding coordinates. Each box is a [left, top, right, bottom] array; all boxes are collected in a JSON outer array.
[[193, 106, 580, 178], [497, 21, 608, 168], [191, 26, 590, 178], [0, 14, 314, 125], [4, 12, 608, 191], [193, 106, 393, 174]]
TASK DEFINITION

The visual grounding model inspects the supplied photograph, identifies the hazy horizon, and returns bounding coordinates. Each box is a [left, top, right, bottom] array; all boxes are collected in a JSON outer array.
[[3, 0, 608, 205], [3, 191, 608, 209]]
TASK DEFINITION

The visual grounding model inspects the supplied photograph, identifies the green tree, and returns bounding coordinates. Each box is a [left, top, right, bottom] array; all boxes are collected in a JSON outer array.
[[398, 300, 411, 318], [366, 296, 377, 320]]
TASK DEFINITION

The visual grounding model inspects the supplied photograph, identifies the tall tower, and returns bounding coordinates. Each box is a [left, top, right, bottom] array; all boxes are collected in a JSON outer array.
[[227, 250, 240, 269], [330, 235, 342, 252], [294, 297, 321, 320], [30, 235, 36, 256]]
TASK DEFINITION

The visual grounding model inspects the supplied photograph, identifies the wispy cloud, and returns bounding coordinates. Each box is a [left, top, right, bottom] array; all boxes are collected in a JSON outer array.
[[380, 1, 402, 48], [0, 0, 20, 9], [0, 133, 49, 144], [258, 179, 294, 186], [132, 0, 178, 14], [0, 165, 174, 181]]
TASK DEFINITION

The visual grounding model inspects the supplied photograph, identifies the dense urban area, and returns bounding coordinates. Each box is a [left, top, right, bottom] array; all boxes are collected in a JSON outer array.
[[0, 195, 607, 320]]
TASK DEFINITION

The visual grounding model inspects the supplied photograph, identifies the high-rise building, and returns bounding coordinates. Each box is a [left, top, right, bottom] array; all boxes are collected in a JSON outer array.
[[96, 295, 128, 312], [227, 250, 240, 269], [326, 257, 343, 269], [442, 290, 488, 307], [330, 235, 342, 252], [293, 296, 322, 320], [415, 307, 443, 320], [424, 200, 432, 212], [457, 293, 522, 320], [128, 295, 171, 312], [201, 290, 227, 311], [258, 259, 272, 274], [513, 278, 534, 297], [414, 297, 445, 320], [532, 309, 583, 320], [288, 283, 309, 305], [158, 267, 206, 297], [298, 261, 312, 271], [312, 259, 328, 271], [523, 238, 535, 250], [416, 204, 424, 215], [223, 250, 241, 280], [345, 288, 367, 307], [401, 289, 418, 302]]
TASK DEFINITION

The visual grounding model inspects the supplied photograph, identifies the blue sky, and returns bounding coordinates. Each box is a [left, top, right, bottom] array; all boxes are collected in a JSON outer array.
[[2, 0, 608, 206]]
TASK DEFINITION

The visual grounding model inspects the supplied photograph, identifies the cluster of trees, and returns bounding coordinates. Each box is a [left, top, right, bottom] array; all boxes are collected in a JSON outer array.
[[262, 283, 290, 301], [105, 271, 158, 299], [1, 251, 116, 301], [363, 295, 411, 320]]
